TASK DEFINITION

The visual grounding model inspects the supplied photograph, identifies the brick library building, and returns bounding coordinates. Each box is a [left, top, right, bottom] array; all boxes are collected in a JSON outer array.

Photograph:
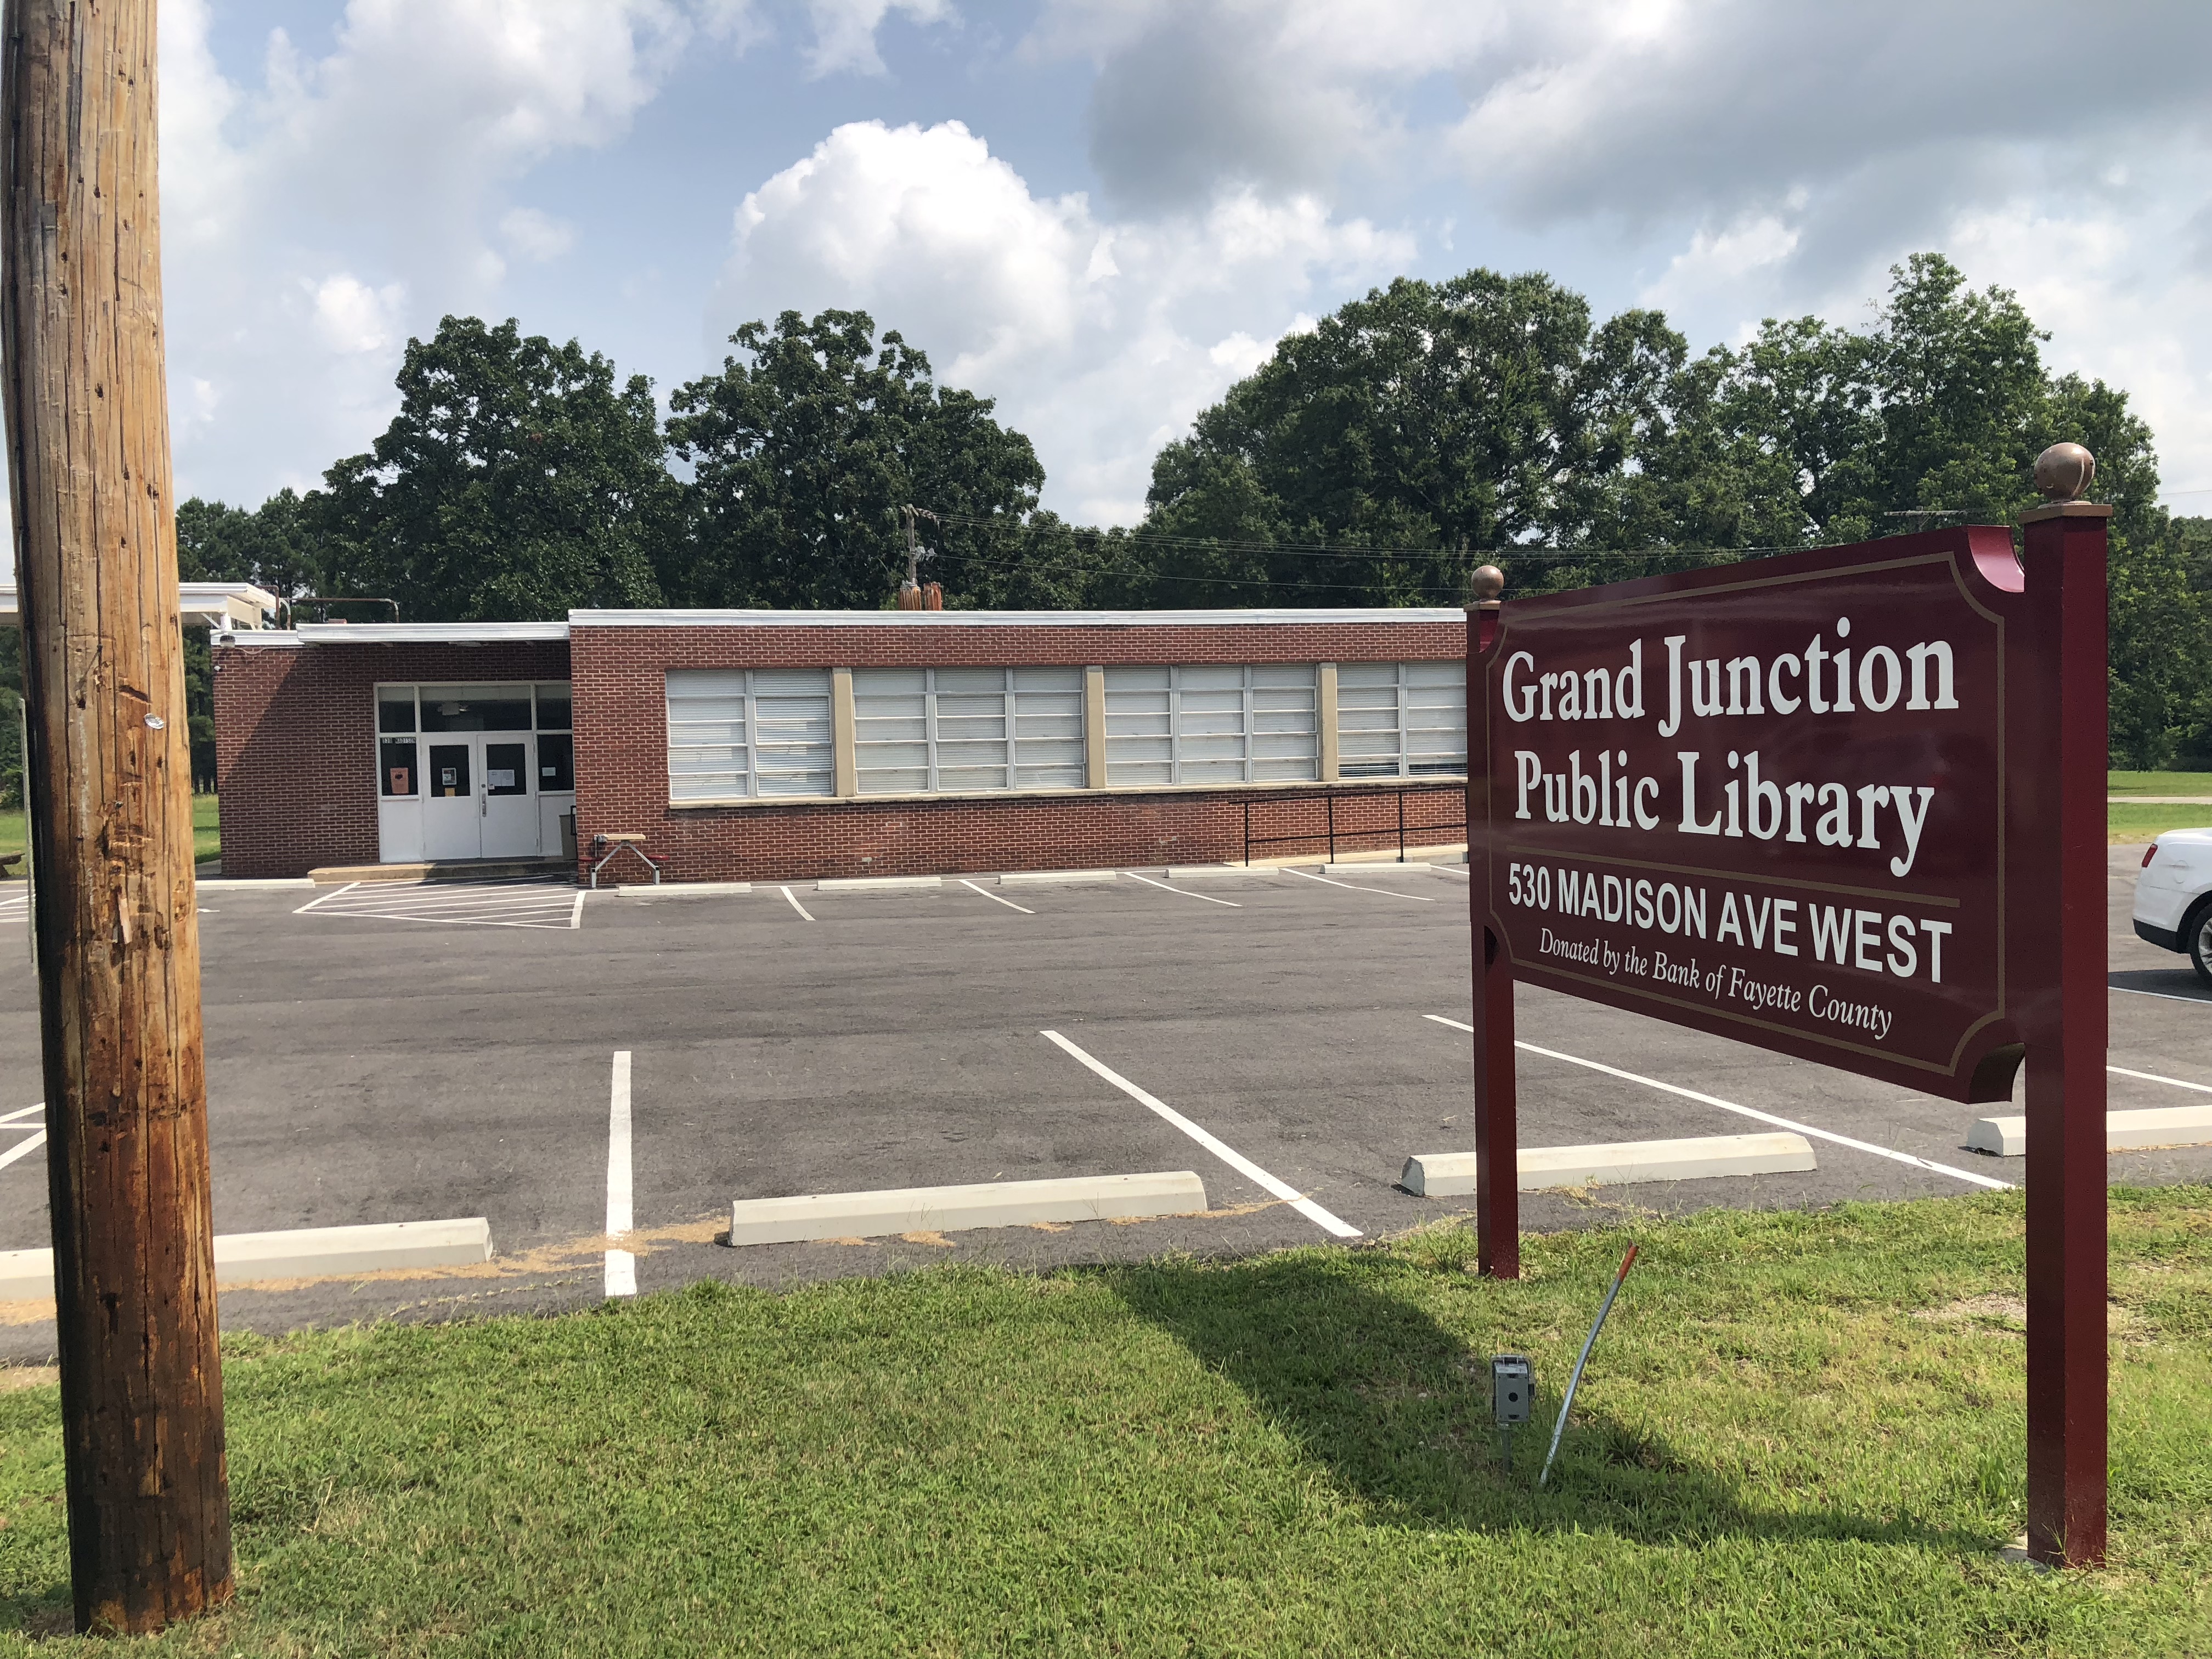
[[210, 606, 1472, 883]]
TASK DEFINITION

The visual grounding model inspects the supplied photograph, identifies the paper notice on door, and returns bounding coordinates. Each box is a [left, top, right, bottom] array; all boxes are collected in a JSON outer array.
[[388, 768, 410, 794], [488, 769, 516, 788]]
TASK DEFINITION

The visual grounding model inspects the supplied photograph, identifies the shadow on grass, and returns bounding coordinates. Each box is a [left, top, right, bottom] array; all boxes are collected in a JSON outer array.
[[1111, 1251, 1982, 1551]]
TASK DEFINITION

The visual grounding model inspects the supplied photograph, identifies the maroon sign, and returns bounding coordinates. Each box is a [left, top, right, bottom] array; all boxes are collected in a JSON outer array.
[[1477, 528, 2029, 1102], [1467, 501, 2113, 1571]]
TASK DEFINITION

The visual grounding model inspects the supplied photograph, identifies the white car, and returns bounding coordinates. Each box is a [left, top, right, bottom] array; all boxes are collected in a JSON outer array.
[[2134, 829, 2212, 983]]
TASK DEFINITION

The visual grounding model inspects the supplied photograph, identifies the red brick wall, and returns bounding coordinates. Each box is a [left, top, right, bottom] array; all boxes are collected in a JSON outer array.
[[212, 640, 572, 878], [570, 617, 1469, 883], [574, 782, 1468, 884], [574, 617, 1466, 669]]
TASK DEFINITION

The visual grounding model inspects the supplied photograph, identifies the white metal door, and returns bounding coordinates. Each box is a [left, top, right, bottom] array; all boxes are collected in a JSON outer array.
[[479, 737, 538, 857], [421, 741, 480, 861]]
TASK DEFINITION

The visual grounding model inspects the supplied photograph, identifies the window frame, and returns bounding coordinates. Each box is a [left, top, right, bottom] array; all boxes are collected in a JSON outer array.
[[664, 667, 836, 803], [1335, 661, 1469, 780], [1102, 663, 1319, 788], [851, 665, 1086, 797], [375, 681, 576, 802]]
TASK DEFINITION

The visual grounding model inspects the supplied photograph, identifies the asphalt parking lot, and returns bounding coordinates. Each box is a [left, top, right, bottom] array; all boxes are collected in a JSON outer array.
[[0, 843, 2206, 1357]]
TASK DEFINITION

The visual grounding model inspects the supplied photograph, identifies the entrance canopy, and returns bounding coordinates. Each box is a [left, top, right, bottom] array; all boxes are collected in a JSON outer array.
[[1, 580, 275, 631]]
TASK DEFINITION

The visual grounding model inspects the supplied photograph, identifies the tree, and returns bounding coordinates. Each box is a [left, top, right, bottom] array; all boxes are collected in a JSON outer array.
[[1135, 274, 1658, 604], [316, 317, 673, 622], [176, 489, 326, 601], [666, 308, 1056, 610], [174, 490, 331, 787]]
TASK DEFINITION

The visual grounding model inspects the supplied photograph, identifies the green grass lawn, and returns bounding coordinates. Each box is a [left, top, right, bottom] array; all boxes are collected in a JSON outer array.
[[2111, 802, 2212, 845], [0, 793, 216, 873], [4, 1190, 2208, 1656], [2108, 770, 2212, 797]]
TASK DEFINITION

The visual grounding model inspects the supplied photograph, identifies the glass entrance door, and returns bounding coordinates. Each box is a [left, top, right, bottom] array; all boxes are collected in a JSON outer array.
[[422, 742, 479, 860], [376, 682, 573, 866], [481, 738, 538, 857]]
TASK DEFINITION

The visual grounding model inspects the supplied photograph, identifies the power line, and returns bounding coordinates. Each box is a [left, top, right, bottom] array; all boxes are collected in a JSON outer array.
[[918, 506, 1820, 566], [924, 542, 1741, 595]]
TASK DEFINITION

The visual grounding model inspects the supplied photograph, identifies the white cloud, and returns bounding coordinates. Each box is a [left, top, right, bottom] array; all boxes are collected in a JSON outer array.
[[151, 0, 706, 517], [1039, 0, 2212, 508], [713, 120, 1410, 524], [803, 0, 954, 78], [310, 274, 408, 354], [500, 207, 579, 263]]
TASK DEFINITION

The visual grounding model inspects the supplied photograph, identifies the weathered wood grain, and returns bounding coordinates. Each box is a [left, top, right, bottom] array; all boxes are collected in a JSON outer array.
[[1, 0, 233, 1633]]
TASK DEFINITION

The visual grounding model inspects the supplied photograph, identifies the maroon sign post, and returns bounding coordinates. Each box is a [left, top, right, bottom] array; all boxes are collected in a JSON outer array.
[[1468, 445, 2109, 1566]]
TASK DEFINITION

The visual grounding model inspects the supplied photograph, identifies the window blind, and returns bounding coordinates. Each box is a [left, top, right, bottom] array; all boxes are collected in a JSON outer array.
[[852, 667, 1086, 794], [1338, 661, 1468, 777], [1103, 664, 1318, 786], [665, 668, 834, 800]]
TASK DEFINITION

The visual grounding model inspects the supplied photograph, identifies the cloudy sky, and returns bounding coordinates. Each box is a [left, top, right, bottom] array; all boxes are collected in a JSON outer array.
[[10, 0, 2210, 582]]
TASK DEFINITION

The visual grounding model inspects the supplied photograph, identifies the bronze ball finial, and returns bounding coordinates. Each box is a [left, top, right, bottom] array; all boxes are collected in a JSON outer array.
[[2033, 442, 2095, 503], [1471, 565, 1505, 602]]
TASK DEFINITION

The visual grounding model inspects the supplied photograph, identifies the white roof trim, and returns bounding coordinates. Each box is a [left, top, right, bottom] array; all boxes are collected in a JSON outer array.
[[218, 621, 571, 646], [567, 607, 1468, 628], [208, 607, 1470, 646]]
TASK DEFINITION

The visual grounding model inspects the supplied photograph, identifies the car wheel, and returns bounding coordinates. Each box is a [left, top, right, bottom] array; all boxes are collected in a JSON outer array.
[[2191, 899, 2212, 986]]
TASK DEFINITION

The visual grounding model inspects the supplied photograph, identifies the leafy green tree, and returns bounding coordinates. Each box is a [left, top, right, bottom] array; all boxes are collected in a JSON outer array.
[[666, 309, 1056, 610], [317, 316, 673, 622], [172, 489, 332, 788], [1136, 272, 1701, 605], [177, 488, 327, 600]]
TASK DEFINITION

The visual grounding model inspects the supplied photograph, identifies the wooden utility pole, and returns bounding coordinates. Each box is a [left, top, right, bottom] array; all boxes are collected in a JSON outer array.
[[1, 0, 233, 1634]]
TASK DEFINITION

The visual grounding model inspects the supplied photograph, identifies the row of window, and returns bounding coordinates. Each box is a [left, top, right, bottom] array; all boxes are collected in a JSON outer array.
[[664, 663, 1466, 804], [377, 682, 572, 735], [375, 684, 575, 800]]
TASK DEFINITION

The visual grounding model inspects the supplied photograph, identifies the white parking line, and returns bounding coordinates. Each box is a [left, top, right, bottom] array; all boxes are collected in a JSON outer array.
[[958, 878, 1035, 914], [300, 881, 580, 930], [1423, 1015, 2015, 1191], [311, 885, 572, 915], [0, 1130, 45, 1175], [570, 891, 587, 930], [2110, 1064, 2212, 1096], [780, 885, 815, 922], [1284, 867, 1436, 902], [2112, 984, 2208, 1006], [294, 881, 359, 914], [1040, 1029, 1361, 1238], [1122, 871, 1240, 908], [606, 1051, 635, 1299], [0, 1103, 43, 1126]]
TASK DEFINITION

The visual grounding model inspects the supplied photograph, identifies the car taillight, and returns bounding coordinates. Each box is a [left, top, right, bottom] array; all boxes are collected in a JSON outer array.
[[2142, 844, 2158, 868]]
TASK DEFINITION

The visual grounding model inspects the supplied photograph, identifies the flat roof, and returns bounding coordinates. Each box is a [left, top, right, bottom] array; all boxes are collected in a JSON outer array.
[[215, 606, 1470, 647], [224, 621, 573, 647]]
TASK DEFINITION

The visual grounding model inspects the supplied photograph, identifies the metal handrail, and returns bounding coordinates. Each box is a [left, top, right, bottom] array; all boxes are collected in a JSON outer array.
[[1243, 782, 1467, 866]]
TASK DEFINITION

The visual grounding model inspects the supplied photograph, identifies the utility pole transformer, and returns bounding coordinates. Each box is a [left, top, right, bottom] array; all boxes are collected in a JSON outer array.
[[1, 0, 234, 1633]]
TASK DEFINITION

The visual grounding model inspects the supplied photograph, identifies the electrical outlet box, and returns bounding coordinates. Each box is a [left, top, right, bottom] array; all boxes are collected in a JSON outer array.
[[1491, 1353, 1533, 1425]]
